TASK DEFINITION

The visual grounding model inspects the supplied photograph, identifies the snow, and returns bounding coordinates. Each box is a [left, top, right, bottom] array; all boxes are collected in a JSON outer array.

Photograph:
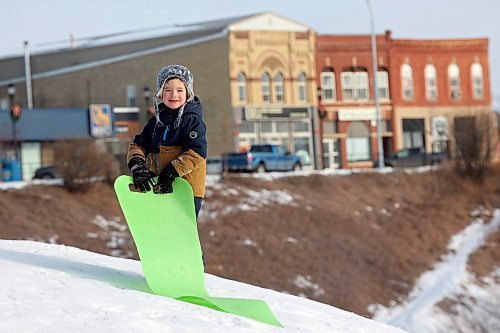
[[370, 208, 500, 333], [2, 171, 500, 332], [0, 240, 407, 333]]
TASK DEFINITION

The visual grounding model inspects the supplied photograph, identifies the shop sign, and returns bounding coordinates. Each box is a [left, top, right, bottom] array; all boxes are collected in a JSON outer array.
[[338, 108, 376, 121], [89, 104, 113, 138], [242, 106, 309, 120]]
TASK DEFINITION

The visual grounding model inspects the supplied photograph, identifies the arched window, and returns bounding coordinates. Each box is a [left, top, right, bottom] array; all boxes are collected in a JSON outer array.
[[261, 72, 271, 103], [237, 72, 246, 103], [471, 63, 484, 99], [401, 64, 414, 100], [298, 72, 307, 102], [425, 64, 438, 101], [341, 68, 369, 101], [376, 70, 390, 100], [274, 72, 284, 103], [320, 68, 336, 101], [448, 64, 461, 100]]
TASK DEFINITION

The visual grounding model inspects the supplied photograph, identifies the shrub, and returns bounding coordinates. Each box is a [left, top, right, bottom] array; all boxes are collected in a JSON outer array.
[[450, 112, 497, 181], [53, 139, 119, 192]]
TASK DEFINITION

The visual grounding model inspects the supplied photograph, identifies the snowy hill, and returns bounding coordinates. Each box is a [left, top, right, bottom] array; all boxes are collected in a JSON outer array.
[[0, 240, 407, 333]]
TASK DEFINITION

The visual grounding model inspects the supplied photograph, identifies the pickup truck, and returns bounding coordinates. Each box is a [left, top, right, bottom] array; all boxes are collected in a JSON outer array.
[[222, 144, 302, 173], [379, 147, 449, 168]]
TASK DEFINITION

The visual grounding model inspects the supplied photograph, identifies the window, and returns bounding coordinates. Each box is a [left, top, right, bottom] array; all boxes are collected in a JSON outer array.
[[346, 121, 370, 161], [276, 121, 289, 132], [425, 64, 438, 101], [341, 71, 369, 101], [402, 119, 425, 149], [401, 64, 414, 100], [448, 64, 461, 100], [298, 72, 307, 102], [376, 71, 390, 100], [471, 63, 484, 99], [274, 72, 284, 103], [237, 72, 246, 103], [293, 121, 309, 132], [261, 72, 271, 103], [320, 70, 336, 101], [294, 137, 311, 166], [260, 121, 272, 133], [127, 84, 137, 107], [239, 121, 255, 133]]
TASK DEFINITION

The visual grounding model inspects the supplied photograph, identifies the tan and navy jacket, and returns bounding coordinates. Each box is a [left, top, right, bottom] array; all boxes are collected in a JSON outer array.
[[127, 97, 207, 197]]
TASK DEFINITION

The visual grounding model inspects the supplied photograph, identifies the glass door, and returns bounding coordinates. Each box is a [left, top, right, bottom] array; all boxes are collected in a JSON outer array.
[[322, 139, 340, 169]]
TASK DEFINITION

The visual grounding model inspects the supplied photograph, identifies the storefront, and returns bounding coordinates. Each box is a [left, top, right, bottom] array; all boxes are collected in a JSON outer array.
[[233, 106, 315, 167]]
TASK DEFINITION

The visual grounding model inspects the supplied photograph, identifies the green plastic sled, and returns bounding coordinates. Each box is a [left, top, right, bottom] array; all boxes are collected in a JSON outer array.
[[114, 175, 282, 327]]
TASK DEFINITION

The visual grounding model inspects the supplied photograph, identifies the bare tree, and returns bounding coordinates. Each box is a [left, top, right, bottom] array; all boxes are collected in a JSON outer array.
[[449, 111, 497, 181], [53, 139, 119, 192]]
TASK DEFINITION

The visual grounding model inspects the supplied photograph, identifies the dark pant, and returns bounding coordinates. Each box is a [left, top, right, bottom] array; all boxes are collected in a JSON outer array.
[[194, 196, 204, 265], [194, 197, 202, 219]]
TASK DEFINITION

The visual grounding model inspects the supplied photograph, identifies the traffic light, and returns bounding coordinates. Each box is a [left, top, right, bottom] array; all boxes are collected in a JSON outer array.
[[10, 104, 21, 122]]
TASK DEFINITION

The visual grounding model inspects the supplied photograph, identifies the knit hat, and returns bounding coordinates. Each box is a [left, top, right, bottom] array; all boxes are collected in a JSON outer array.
[[154, 64, 194, 128]]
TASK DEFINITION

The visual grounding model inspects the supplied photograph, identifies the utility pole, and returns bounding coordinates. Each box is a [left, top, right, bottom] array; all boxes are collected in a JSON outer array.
[[365, 0, 385, 168]]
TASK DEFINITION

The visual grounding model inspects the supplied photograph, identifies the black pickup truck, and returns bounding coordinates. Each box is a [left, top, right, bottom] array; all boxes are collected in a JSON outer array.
[[378, 147, 449, 168]]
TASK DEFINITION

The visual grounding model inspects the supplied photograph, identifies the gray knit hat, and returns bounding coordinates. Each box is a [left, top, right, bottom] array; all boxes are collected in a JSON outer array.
[[154, 64, 194, 128]]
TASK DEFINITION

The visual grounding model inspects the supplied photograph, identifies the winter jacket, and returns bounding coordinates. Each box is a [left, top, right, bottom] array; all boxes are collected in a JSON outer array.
[[127, 97, 207, 197]]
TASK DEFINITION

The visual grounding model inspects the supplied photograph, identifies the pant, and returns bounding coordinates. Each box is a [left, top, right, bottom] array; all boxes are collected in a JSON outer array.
[[194, 196, 204, 265], [194, 196, 203, 220]]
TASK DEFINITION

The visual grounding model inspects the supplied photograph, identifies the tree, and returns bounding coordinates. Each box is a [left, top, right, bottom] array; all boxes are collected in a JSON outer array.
[[53, 139, 119, 192], [449, 111, 497, 181]]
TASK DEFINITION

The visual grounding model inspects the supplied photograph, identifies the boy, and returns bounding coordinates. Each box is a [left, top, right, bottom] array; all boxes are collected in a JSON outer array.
[[127, 64, 207, 218]]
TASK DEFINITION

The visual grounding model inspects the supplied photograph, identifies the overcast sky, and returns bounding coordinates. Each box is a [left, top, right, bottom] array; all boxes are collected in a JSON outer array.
[[1, 0, 499, 109]]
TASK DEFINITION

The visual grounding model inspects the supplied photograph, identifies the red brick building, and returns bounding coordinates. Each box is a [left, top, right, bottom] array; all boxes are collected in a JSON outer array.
[[316, 32, 492, 169]]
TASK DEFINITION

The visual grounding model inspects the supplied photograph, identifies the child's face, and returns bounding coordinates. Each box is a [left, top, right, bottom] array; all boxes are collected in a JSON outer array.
[[162, 78, 187, 109]]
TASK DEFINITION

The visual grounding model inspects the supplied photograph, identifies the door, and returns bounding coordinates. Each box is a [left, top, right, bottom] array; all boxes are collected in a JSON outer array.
[[322, 139, 340, 169], [20, 142, 41, 180]]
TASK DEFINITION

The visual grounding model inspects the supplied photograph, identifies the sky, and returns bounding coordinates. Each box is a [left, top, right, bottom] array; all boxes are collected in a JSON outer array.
[[1, 176, 499, 332], [1, 0, 499, 109]]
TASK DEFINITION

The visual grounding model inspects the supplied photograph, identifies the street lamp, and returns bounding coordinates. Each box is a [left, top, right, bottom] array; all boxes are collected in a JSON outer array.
[[365, 0, 385, 168]]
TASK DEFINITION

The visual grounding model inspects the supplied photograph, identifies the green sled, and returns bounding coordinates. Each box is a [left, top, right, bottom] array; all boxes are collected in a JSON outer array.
[[114, 175, 282, 327]]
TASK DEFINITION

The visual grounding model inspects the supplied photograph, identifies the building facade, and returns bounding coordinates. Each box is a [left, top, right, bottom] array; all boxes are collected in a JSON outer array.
[[316, 32, 492, 169], [0, 12, 493, 178], [316, 32, 393, 169], [389, 38, 492, 155], [228, 14, 319, 167]]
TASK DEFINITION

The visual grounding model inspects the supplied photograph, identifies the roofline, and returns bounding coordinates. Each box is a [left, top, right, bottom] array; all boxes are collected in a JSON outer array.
[[228, 11, 313, 31], [0, 29, 228, 86]]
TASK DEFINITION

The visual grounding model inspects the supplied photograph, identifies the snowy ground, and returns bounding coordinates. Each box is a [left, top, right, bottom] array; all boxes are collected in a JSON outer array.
[[370, 208, 500, 333], [0, 240, 407, 333], [2, 169, 499, 332]]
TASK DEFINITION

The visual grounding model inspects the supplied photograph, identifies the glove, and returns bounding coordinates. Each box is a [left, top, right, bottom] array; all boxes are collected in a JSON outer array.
[[129, 157, 156, 192], [157, 163, 179, 194]]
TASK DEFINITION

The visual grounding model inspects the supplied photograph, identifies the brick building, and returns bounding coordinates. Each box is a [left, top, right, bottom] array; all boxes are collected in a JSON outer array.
[[316, 32, 492, 169], [316, 32, 393, 169], [390, 38, 491, 155]]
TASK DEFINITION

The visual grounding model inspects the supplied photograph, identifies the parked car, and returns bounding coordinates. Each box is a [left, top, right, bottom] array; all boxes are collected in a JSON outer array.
[[222, 144, 302, 173], [376, 147, 449, 168], [33, 165, 60, 179]]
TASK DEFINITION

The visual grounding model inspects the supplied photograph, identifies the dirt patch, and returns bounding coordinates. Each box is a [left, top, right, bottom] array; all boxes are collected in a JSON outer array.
[[1, 164, 499, 316]]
